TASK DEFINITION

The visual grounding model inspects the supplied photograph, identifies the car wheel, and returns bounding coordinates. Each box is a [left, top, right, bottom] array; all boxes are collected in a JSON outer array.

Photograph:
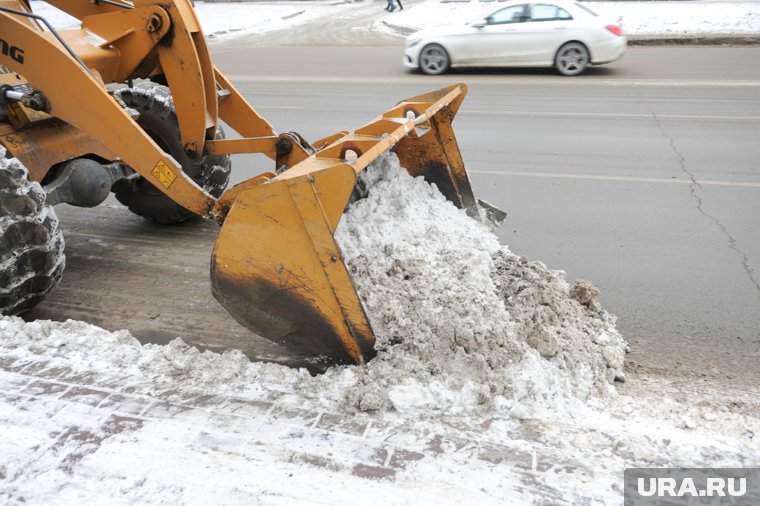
[[555, 42, 589, 76], [419, 44, 450, 75]]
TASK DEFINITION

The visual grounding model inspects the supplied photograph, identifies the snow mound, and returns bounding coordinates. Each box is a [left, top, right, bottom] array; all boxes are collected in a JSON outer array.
[[0, 151, 625, 418], [333, 152, 627, 416]]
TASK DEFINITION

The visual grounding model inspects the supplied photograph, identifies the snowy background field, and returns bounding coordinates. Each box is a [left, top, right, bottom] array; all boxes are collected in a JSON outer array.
[[3, 2, 760, 505], [30, 0, 760, 43]]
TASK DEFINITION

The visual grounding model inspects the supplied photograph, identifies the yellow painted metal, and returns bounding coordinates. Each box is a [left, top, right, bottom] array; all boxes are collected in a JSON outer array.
[[44, 0, 129, 19], [213, 171, 276, 219], [153, 1, 216, 158], [213, 67, 277, 144], [212, 163, 375, 365], [211, 84, 475, 365], [5, 100, 53, 129], [0, 8, 215, 217], [205, 137, 278, 158], [2, 0, 279, 194], [39, 30, 118, 82], [0, 0, 36, 28], [0, 121, 116, 182], [79, 6, 170, 82], [0, 66, 24, 84], [43, 1, 222, 158]]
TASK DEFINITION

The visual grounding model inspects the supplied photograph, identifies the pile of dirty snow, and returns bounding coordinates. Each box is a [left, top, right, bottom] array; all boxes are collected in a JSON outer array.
[[0, 152, 626, 419], [333, 153, 626, 416]]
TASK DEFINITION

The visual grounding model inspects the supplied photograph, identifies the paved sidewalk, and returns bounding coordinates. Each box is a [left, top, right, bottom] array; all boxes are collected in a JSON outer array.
[[0, 353, 579, 505], [1, 323, 757, 505]]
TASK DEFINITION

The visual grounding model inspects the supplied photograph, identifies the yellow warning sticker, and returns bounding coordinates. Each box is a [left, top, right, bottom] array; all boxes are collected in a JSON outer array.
[[151, 160, 177, 189]]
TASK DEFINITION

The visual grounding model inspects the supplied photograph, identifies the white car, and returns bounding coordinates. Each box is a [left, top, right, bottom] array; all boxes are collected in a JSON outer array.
[[404, 0, 626, 76]]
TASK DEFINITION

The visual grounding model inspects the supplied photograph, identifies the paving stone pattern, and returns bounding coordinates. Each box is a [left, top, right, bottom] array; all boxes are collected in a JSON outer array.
[[0, 354, 583, 502]]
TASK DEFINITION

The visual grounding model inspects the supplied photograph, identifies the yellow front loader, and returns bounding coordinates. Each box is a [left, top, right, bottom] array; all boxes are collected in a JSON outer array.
[[0, 0, 503, 365]]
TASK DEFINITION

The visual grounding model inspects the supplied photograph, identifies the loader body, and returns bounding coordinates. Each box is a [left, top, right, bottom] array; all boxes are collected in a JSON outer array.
[[0, 0, 502, 365]]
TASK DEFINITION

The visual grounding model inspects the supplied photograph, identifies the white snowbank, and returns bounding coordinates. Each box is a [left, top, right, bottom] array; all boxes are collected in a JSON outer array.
[[385, 0, 760, 38], [593, 1, 760, 37], [194, 2, 327, 40], [334, 153, 626, 417], [28, 0, 760, 40]]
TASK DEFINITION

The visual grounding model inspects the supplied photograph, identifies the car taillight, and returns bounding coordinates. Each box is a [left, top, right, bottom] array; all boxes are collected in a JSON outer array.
[[606, 24, 623, 36]]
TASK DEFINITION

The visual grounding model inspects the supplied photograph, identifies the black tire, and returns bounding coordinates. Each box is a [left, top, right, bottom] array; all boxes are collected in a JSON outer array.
[[419, 43, 451, 75], [555, 42, 590, 76], [0, 154, 65, 315], [112, 82, 232, 225]]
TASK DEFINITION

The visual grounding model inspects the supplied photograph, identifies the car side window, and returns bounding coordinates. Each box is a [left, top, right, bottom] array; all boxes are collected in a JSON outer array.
[[529, 4, 573, 22], [487, 5, 529, 25]]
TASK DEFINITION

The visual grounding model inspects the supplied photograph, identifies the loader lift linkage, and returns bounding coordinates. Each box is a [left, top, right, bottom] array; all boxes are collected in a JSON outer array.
[[0, 0, 504, 366]]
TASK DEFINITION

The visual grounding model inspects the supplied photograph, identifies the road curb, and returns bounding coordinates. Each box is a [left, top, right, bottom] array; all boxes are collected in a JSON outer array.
[[628, 36, 760, 46]]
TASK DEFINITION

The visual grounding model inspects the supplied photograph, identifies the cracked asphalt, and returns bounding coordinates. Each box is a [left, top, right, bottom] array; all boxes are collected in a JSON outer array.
[[25, 45, 760, 384], [643, 95, 760, 297]]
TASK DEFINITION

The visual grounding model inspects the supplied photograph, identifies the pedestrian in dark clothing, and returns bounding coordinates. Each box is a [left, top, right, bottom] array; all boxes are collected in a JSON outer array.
[[386, 0, 403, 11]]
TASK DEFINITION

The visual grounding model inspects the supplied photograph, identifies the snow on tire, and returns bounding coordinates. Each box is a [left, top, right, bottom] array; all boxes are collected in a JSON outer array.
[[0, 151, 65, 315]]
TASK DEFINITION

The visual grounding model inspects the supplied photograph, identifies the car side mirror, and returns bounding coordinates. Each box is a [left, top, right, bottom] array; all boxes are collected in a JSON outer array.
[[471, 18, 487, 28]]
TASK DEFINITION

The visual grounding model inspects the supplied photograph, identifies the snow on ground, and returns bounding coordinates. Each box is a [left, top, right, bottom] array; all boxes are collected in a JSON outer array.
[[378, 0, 760, 38], [28, 0, 760, 42], [5, 2, 760, 504], [1, 154, 759, 504]]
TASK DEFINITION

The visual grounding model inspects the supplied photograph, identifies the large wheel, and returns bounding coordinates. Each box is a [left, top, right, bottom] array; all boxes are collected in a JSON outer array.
[[555, 42, 590, 76], [0, 153, 65, 315], [112, 82, 232, 225], [419, 43, 451, 75]]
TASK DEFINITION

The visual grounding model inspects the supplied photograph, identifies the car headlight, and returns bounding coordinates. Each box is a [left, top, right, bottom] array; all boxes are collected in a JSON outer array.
[[406, 38, 422, 49]]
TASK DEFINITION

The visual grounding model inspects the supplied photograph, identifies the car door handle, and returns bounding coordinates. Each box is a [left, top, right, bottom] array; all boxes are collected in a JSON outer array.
[[553, 27, 567, 30]]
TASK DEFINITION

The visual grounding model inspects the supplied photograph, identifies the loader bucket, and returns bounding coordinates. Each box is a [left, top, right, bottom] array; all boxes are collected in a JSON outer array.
[[211, 83, 502, 366]]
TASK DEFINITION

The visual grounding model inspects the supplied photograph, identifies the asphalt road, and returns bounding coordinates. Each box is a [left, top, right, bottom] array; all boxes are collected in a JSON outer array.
[[28, 45, 760, 380]]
